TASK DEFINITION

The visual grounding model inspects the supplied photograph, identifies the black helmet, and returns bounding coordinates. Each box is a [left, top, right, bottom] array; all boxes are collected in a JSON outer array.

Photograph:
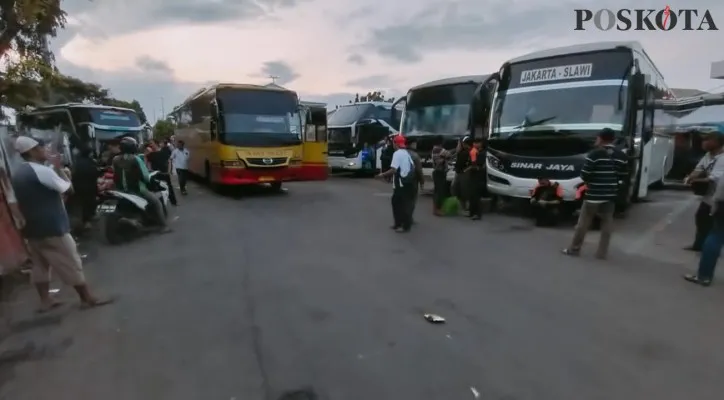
[[120, 136, 138, 154]]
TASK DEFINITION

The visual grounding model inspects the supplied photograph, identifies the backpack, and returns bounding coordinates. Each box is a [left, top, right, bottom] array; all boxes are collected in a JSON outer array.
[[394, 150, 417, 188]]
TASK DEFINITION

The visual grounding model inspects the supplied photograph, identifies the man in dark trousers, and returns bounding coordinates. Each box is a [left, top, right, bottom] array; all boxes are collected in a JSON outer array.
[[453, 136, 471, 211], [71, 145, 100, 231], [431, 135, 453, 216], [146, 140, 177, 205], [684, 131, 724, 251], [405, 137, 424, 221], [380, 136, 395, 182], [376, 135, 416, 233], [530, 178, 563, 226], [465, 138, 485, 220], [562, 128, 628, 259]]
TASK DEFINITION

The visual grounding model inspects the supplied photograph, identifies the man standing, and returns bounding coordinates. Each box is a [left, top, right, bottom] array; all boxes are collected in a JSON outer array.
[[405, 137, 424, 220], [453, 136, 471, 211], [431, 135, 452, 216], [71, 146, 100, 230], [11, 137, 112, 312], [170, 140, 190, 195], [146, 141, 177, 206], [684, 131, 724, 251], [466, 138, 485, 220], [562, 129, 628, 259], [376, 135, 415, 233]]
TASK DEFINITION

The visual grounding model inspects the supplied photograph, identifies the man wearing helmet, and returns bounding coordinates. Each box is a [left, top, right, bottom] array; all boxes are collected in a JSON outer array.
[[112, 137, 170, 232]]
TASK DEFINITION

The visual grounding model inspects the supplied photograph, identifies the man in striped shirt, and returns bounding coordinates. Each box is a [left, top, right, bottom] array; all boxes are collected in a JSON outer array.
[[563, 128, 628, 259]]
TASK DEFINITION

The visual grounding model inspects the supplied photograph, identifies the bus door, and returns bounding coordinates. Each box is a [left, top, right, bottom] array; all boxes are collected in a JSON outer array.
[[637, 83, 656, 199], [301, 106, 328, 181]]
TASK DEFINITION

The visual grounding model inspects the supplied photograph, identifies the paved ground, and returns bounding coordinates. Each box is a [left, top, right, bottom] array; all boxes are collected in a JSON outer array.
[[1, 177, 723, 400]]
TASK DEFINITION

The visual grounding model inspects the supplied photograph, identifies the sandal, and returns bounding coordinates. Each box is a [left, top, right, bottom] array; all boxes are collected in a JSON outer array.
[[561, 248, 580, 256], [80, 296, 116, 310]]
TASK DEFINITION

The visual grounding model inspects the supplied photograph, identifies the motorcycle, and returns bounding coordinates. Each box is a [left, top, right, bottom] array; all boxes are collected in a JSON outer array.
[[96, 170, 170, 244]]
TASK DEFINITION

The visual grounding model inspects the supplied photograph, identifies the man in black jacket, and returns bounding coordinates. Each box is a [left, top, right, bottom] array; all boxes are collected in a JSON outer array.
[[563, 128, 628, 259]]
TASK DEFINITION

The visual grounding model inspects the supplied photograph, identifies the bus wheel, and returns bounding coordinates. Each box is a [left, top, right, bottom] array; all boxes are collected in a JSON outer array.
[[270, 182, 282, 191], [205, 161, 220, 192]]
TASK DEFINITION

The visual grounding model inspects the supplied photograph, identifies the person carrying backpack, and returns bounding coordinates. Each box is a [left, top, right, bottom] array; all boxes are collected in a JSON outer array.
[[376, 135, 416, 233]]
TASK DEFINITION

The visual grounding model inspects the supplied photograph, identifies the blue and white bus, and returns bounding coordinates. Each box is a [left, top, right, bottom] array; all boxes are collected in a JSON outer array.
[[327, 101, 397, 174], [477, 41, 678, 207]]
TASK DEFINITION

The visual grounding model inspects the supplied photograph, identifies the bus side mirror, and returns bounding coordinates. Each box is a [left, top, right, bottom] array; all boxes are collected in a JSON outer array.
[[209, 101, 219, 120], [630, 73, 646, 102], [390, 97, 406, 131]]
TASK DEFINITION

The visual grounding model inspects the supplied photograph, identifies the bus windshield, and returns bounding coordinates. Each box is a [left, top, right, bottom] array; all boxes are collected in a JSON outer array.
[[402, 83, 477, 136], [327, 104, 391, 127], [217, 89, 302, 146], [490, 82, 626, 139], [90, 109, 141, 128]]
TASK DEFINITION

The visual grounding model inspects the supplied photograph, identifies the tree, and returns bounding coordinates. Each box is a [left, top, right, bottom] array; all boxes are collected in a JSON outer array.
[[0, 0, 68, 110], [350, 91, 387, 103], [0, 0, 67, 60], [153, 119, 175, 141]]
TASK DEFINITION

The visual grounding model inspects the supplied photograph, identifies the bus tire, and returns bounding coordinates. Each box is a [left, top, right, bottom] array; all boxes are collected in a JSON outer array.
[[205, 161, 220, 192], [270, 182, 282, 191]]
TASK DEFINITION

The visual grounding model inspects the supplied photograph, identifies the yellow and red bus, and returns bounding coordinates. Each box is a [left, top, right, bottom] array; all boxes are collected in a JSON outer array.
[[170, 83, 327, 189]]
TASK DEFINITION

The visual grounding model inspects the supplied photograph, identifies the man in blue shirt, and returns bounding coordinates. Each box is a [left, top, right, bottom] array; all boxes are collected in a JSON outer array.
[[11, 137, 113, 312]]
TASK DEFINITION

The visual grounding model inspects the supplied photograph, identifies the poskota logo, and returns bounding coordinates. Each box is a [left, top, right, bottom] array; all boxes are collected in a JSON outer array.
[[574, 6, 718, 31]]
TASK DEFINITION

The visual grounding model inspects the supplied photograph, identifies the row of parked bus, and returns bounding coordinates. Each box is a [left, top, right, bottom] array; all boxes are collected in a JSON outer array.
[[330, 40, 724, 213], [12, 41, 724, 216]]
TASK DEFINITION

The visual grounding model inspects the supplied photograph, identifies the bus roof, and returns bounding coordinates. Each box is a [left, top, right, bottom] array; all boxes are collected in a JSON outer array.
[[409, 75, 492, 91], [507, 41, 667, 86], [338, 101, 392, 108], [21, 103, 136, 114], [180, 82, 296, 107], [508, 41, 644, 64]]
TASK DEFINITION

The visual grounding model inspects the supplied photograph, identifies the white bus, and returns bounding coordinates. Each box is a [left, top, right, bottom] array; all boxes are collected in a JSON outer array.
[[327, 101, 397, 174], [391, 75, 492, 182], [17, 103, 144, 165], [476, 41, 678, 209]]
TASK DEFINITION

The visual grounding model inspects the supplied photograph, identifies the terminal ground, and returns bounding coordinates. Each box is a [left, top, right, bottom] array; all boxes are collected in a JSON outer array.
[[0, 177, 722, 400]]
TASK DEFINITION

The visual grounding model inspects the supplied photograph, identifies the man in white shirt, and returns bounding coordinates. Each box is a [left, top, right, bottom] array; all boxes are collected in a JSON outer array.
[[170, 140, 190, 195], [11, 137, 113, 312], [376, 135, 415, 232], [684, 132, 724, 251]]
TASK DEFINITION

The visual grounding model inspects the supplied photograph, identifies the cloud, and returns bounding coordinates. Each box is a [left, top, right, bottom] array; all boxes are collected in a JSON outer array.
[[347, 54, 365, 65], [346, 75, 394, 88], [43, 0, 724, 122], [62, 0, 311, 38], [253, 61, 300, 85], [135, 56, 173, 74]]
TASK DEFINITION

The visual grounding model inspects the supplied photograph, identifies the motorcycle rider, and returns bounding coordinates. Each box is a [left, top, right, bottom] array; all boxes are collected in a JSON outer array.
[[111, 137, 171, 233]]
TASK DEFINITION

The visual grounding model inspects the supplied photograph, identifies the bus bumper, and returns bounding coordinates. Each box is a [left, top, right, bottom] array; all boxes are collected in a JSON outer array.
[[215, 164, 328, 184], [328, 156, 363, 171], [487, 169, 583, 202]]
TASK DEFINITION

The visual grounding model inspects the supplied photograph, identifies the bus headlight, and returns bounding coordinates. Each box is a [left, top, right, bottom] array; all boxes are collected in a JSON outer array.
[[487, 154, 502, 171]]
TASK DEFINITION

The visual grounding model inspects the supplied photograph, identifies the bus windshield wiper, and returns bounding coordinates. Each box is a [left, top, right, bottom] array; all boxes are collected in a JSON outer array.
[[506, 116, 557, 138]]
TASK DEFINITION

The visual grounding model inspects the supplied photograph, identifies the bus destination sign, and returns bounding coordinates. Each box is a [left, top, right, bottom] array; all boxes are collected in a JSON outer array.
[[520, 63, 593, 84]]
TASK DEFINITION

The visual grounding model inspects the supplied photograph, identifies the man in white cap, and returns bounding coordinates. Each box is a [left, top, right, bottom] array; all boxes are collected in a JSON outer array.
[[11, 136, 113, 312]]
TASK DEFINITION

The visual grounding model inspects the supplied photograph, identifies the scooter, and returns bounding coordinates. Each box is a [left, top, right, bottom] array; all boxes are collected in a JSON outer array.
[[96, 170, 169, 244]]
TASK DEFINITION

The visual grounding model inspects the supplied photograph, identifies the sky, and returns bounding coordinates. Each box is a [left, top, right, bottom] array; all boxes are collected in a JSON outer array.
[[49, 0, 723, 122]]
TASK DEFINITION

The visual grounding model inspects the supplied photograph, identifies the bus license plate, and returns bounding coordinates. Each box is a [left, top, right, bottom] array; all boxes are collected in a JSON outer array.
[[97, 204, 116, 213], [259, 176, 275, 182]]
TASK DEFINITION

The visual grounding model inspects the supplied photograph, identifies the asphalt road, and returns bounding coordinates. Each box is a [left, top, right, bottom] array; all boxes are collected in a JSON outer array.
[[1, 177, 723, 400]]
